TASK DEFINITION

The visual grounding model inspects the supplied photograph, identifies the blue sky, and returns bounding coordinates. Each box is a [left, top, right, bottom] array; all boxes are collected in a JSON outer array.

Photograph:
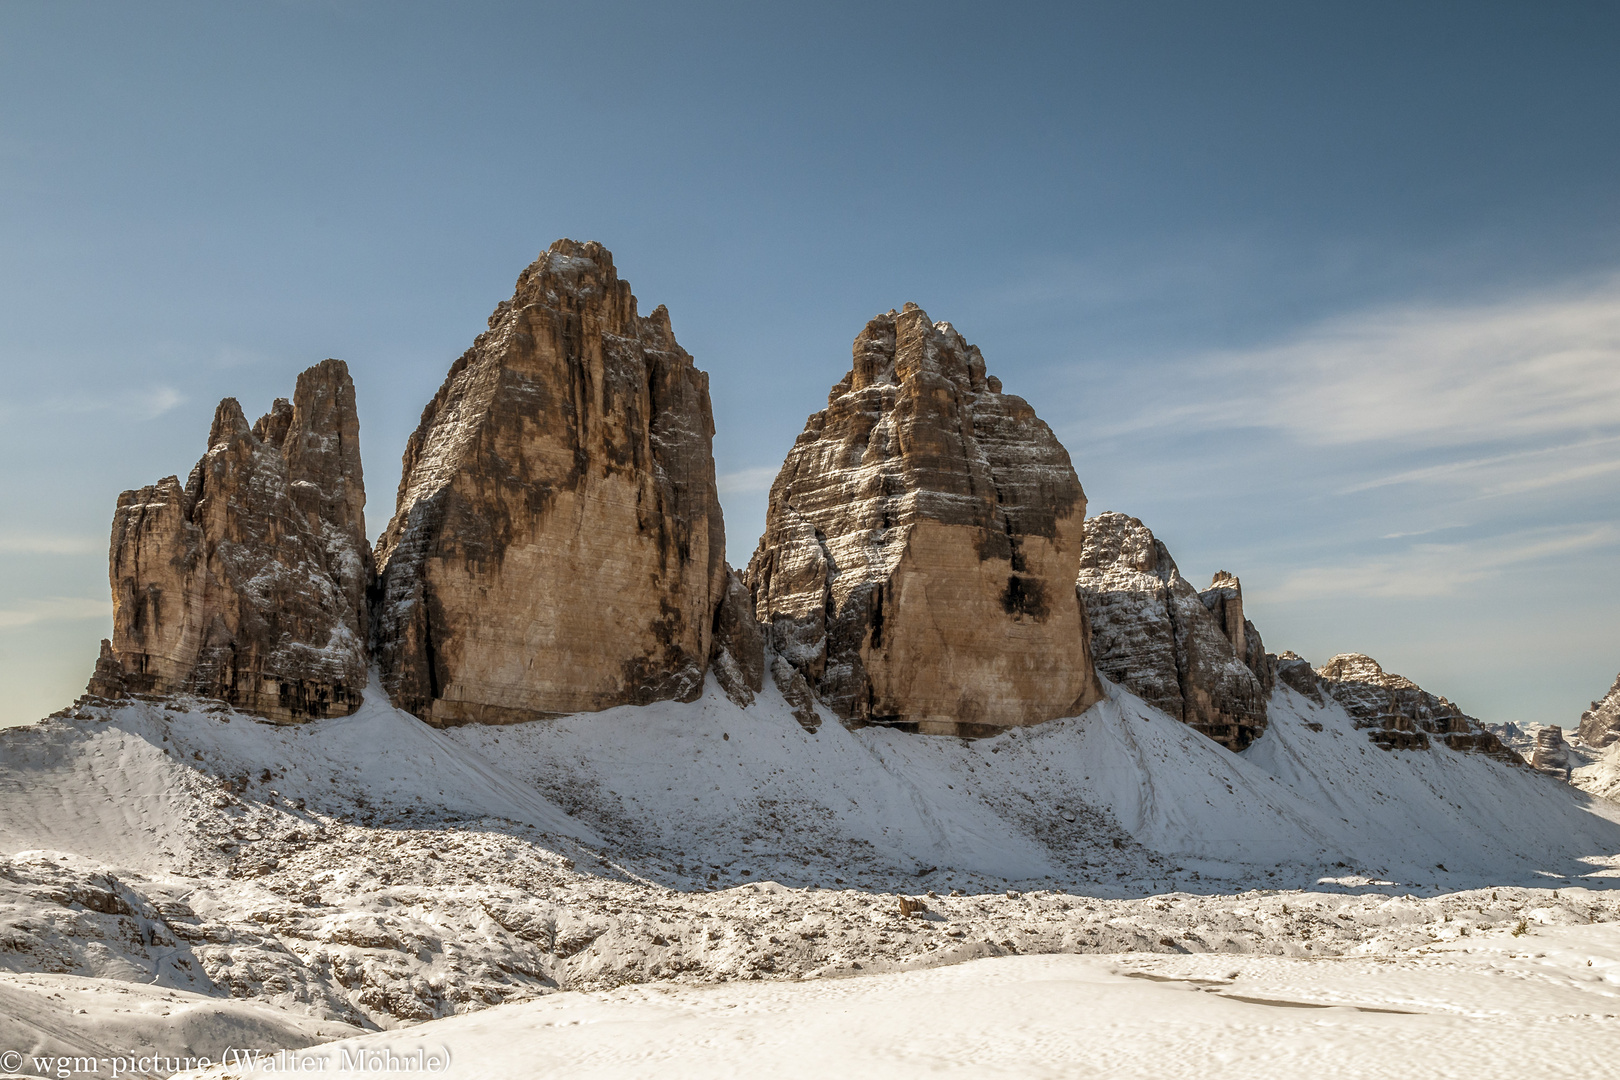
[[2, 1, 1617, 728]]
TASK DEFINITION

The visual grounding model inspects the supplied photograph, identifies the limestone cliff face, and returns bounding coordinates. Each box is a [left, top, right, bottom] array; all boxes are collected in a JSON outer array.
[[1199, 571, 1275, 702], [1075, 512, 1270, 751], [1531, 726, 1572, 776], [1577, 673, 1620, 747], [744, 304, 1102, 737], [709, 566, 765, 709], [1311, 653, 1514, 759], [372, 240, 727, 726], [97, 360, 371, 721], [1274, 651, 1324, 705]]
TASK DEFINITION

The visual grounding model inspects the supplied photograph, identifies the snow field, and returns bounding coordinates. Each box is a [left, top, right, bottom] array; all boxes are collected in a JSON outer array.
[[3, 669, 1620, 1073], [172, 928, 1620, 1080]]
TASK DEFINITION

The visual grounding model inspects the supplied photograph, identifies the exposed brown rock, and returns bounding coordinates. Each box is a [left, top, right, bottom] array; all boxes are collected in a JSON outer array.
[[372, 241, 727, 726], [771, 655, 821, 734], [84, 639, 129, 701], [1075, 512, 1269, 751], [1274, 650, 1324, 705], [744, 304, 1102, 737], [1199, 572, 1276, 701], [1531, 726, 1572, 778], [1314, 653, 1516, 759], [98, 360, 372, 721], [1577, 673, 1620, 748], [710, 567, 765, 708]]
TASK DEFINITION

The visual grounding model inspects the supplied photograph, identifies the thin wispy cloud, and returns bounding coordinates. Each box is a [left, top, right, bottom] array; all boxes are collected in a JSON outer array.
[[718, 466, 779, 496], [0, 596, 112, 630], [8, 385, 188, 421], [1227, 284, 1620, 448], [1092, 276, 1620, 454], [1251, 523, 1620, 604], [0, 534, 102, 555], [136, 386, 185, 418], [1340, 435, 1620, 493], [1378, 524, 1467, 540]]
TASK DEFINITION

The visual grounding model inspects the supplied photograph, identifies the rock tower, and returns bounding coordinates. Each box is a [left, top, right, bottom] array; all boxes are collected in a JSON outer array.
[[372, 241, 729, 725], [95, 360, 371, 721], [1577, 672, 1620, 748], [745, 304, 1102, 736], [1075, 512, 1272, 750]]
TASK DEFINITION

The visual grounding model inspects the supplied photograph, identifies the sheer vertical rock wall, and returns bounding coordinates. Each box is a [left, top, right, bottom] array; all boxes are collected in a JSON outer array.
[[745, 304, 1102, 737], [371, 241, 728, 726], [98, 360, 371, 721], [1578, 673, 1620, 748]]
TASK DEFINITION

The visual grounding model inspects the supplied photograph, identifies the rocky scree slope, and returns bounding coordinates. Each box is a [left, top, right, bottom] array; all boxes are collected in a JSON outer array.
[[745, 303, 1102, 737], [92, 360, 371, 723]]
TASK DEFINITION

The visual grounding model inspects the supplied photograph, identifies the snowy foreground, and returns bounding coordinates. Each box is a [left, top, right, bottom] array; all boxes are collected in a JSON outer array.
[[179, 934, 1620, 1079], [4, 676, 1620, 1076]]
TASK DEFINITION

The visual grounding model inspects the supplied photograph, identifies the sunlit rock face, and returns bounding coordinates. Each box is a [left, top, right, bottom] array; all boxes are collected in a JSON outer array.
[[1531, 726, 1572, 776], [1312, 653, 1516, 759], [372, 240, 728, 726], [1577, 673, 1620, 748], [98, 360, 371, 721], [1075, 512, 1271, 751], [745, 303, 1102, 737]]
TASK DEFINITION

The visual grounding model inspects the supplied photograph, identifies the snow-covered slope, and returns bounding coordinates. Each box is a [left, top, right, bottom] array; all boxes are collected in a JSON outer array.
[[0, 972, 360, 1077], [0, 682, 592, 871], [3, 671, 1620, 1056], [1575, 741, 1620, 802], [6, 671, 1620, 897], [441, 673, 1620, 890]]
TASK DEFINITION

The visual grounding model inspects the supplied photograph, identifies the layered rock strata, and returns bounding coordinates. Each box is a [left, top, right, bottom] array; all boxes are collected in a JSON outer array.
[[97, 360, 371, 721], [372, 240, 728, 725], [1531, 726, 1572, 778], [1075, 512, 1271, 751], [745, 304, 1102, 737], [1577, 673, 1620, 748], [1310, 653, 1514, 758]]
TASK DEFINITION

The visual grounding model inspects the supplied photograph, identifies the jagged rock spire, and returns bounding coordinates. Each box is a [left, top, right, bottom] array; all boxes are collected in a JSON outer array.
[[1075, 512, 1272, 751], [745, 304, 1102, 736], [371, 240, 731, 725], [1578, 672, 1620, 747], [98, 360, 371, 721]]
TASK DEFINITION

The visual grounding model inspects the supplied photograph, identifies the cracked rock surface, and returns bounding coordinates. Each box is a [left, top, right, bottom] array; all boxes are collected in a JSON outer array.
[[1075, 512, 1270, 751], [1578, 672, 1620, 748], [745, 304, 1101, 736], [1310, 653, 1517, 759], [96, 360, 371, 723], [372, 240, 728, 725]]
